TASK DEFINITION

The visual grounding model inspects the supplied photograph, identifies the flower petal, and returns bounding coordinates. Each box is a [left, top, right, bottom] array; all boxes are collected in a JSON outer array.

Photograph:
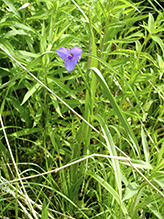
[[56, 47, 70, 60], [65, 59, 77, 72], [71, 47, 82, 60]]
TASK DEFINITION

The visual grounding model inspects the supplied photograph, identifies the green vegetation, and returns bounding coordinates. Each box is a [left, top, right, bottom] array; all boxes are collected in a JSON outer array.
[[0, 0, 164, 218]]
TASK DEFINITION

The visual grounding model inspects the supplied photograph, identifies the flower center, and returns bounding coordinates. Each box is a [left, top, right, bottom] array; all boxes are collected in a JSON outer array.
[[67, 53, 74, 61]]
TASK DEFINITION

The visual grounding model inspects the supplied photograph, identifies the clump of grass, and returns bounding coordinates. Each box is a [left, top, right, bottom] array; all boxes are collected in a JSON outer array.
[[0, 0, 164, 218]]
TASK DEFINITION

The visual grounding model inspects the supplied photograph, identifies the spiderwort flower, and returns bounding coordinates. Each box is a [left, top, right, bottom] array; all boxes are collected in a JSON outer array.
[[56, 47, 82, 72]]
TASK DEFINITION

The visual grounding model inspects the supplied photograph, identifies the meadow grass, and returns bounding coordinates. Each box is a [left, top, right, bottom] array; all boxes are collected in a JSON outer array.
[[0, 0, 164, 218]]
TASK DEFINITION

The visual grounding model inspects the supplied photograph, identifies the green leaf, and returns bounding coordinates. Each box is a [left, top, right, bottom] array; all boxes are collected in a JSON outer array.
[[33, 106, 44, 127], [71, 0, 89, 23], [119, 0, 140, 12], [0, 142, 10, 158], [148, 13, 155, 32], [153, 171, 164, 188], [50, 94, 63, 118], [146, 202, 163, 219], [157, 142, 164, 166], [41, 199, 48, 219], [151, 35, 164, 56], [47, 77, 80, 102], [141, 126, 150, 164], [94, 114, 122, 198], [5, 29, 29, 38], [4, 0, 20, 18], [123, 182, 140, 201], [21, 83, 41, 105], [91, 67, 141, 158], [0, 21, 32, 32], [130, 160, 152, 169], [9, 96, 29, 124], [26, 9, 52, 21], [88, 171, 128, 216], [9, 128, 43, 138], [154, 159, 164, 172]]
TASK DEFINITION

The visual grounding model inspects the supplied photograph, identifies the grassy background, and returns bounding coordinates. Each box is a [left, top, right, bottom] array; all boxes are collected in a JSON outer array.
[[0, 0, 164, 218]]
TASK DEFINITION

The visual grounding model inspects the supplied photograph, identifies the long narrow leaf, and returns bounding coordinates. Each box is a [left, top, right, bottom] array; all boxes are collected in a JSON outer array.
[[91, 67, 141, 158], [89, 171, 128, 216], [95, 114, 122, 198]]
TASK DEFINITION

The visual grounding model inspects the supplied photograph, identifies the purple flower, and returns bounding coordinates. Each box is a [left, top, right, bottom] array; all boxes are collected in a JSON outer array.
[[56, 46, 82, 72]]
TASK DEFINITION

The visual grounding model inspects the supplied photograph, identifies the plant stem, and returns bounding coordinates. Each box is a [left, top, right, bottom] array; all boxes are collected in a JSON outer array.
[[43, 67, 49, 172], [130, 182, 146, 216], [98, 2, 111, 70]]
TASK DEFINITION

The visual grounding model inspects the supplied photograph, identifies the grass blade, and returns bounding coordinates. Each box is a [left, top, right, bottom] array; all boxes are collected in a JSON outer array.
[[95, 114, 122, 198], [91, 67, 141, 158]]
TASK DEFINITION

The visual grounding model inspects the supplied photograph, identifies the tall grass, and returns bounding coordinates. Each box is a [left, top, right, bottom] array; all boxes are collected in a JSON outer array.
[[0, 0, 164, 218]]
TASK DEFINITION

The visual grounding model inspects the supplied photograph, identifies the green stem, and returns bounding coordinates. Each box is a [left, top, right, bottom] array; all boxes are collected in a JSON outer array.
[[87, 8, 92, 70], [98, 2, 111, 70], [130, 181, 146, 216], [76, 64, 91, 95], [141, 33, 151, 54], [43, 68, 49, 172], [43, 69, 47, 129]]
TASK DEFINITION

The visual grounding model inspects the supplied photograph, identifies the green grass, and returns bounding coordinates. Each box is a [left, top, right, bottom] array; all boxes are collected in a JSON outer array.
[[0, 0, 164, 218]]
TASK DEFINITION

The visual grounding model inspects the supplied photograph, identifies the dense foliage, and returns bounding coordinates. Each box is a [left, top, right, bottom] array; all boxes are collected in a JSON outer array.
[[0, 0, 164, 218]]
